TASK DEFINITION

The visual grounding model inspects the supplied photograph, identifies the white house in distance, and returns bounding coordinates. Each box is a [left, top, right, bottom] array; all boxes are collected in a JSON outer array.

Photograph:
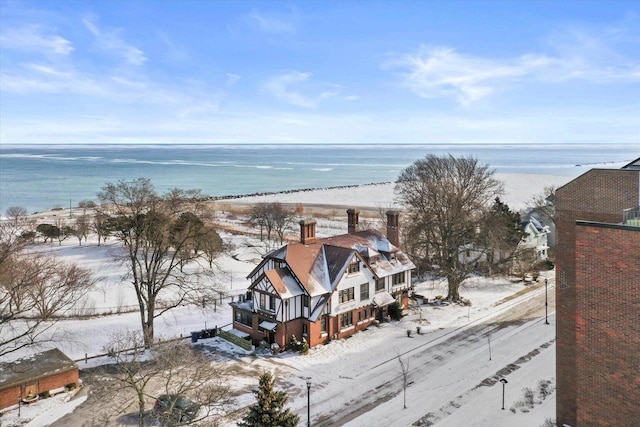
[[230, 209, 415, 348], [520, 216, 550, 259]]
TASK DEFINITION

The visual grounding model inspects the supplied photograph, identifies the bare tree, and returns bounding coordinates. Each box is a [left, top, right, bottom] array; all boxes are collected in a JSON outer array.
[[153, 341, 232, 425], [527, 186, 556, 226], [0, 253, 96, 357], [249, 204, 271, 241], [1, 208, 31, 265], [249, 202, 295, 244], [105, 332, 231, 427], [26, 255, 96, 319], [97, 178, 224, 347], [6, 206, 28, 220], [105, 331, 161, 427], [511, 247, 540, 281], [398, 356, 410, 409], [396, 155, 503, 301], [271, 202, 295, 244], [73, 214, 91, 245]]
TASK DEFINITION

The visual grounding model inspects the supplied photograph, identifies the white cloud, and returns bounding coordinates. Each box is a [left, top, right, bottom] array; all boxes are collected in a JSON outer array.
[[82, 17, 146, 66], [24, 63, 73, 78], [264, 71, 317, 108], [247, 9, 296, 34], [226, 73, 241, 86], [0, 25, 73, 55], [386, 46, 536, 106], [388, 31, 640, 106], [263, 71, 343, 108]]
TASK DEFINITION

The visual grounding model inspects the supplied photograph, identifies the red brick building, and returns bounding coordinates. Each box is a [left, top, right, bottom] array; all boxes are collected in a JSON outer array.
[[555, 158, 640, 427], [0, 348, 79, 410], [231, 209, 415, 348]]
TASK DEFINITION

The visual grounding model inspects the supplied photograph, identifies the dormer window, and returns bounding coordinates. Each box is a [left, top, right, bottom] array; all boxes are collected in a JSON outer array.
[[347, 260, 360, 274]]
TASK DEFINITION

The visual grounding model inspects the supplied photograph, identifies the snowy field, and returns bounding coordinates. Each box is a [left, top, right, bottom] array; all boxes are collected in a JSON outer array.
[[0, 172, 566, 426]]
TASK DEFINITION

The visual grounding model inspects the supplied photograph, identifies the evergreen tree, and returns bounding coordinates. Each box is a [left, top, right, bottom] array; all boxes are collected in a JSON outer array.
[[238, 371, 300, 427]]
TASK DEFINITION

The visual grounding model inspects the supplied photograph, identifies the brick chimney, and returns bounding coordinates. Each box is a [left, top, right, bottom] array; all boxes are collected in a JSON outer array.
[[347, 208, 360, 234], [386, 211, 400, 247], [299, 219, 317, 244]]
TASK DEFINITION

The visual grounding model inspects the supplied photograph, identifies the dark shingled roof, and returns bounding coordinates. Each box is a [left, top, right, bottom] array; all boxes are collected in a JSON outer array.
[[0, 348, 77, 391]]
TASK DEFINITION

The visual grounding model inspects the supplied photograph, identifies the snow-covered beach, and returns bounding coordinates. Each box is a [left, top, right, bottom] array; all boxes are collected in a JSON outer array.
[[224, 172, 569, 211], [0, 171, 566, 426]]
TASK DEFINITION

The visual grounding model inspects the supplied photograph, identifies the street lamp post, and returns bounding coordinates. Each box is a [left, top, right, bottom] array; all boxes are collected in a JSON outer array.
[[544, 278, 549, 325], [500, 378, 508, 410], [306, 377, 312, 427]]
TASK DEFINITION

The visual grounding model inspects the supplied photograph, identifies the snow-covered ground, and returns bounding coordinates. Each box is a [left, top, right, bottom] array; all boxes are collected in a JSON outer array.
[[0, 172, 566, 426], [226, 172, 569, 211]]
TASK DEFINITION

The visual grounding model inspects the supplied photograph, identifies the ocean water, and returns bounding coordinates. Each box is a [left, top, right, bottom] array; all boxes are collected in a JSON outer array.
[[0, 144, 637, 215]]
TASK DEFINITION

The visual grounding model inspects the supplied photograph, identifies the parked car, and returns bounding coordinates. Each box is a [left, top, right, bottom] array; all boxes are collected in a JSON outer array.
[[153, 394, 200, 423]]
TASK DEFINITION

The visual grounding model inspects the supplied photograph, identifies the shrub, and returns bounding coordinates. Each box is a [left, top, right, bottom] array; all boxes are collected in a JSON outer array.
[[300, 339, 309, 354], [538, 379, 552, 399], [388, 302, 403, 320], [39, 391, 50, 399], [540, 418, 556, 427], [65, 382, 76, 390], [522, 387, 535, 408], [538, 259, 554, 270]]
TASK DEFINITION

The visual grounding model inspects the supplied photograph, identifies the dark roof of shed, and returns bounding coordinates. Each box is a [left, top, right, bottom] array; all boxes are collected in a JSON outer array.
[[0, 348, 77, 391]]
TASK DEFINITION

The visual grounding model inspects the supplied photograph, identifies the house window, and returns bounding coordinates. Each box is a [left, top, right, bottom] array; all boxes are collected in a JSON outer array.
[[375, 277, 385, 292], [302, 323, 308, 336], [259, 293, 266, 309], [347, 260, 360, 274], [303, 295, 309, 308], [341, 312, 353, 328], [339, 287, 355, 304], [360, 283, 369, 301], [392, 272, 405, 286], [321, 315, 328, 333], [269, 296, 276, 311], [235, 310, 252, 327]]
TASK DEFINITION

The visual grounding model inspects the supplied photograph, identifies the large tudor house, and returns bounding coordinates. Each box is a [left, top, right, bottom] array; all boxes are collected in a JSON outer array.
[[231, 209, 415, 348]]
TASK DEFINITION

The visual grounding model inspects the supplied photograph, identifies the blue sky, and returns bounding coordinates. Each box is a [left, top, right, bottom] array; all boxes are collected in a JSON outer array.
[[1, 0, 639, 145]]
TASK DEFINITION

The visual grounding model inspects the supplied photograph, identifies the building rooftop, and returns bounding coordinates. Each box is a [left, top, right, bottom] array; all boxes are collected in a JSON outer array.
[[0, 348, 77, 391]]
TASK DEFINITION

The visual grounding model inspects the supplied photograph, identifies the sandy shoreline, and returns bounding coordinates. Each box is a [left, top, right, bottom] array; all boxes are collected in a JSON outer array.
[[222, 172, 570, 211]]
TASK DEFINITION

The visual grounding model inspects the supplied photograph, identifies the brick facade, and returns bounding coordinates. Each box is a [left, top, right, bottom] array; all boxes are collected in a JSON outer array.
[[0, 369, 79, 410], [574, 223, 640, 426], [555, 168, 640, 427], [0, 348, 79, 411]]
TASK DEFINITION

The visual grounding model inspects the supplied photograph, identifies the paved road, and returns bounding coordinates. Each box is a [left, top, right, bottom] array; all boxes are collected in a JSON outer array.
[[309, 286, 556, 426]]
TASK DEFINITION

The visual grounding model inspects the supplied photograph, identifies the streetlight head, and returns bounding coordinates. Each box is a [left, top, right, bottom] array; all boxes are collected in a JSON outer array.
[[306, 377, 311, 388], [500, 378, 508, 384], [545, 278, 548, 285]]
